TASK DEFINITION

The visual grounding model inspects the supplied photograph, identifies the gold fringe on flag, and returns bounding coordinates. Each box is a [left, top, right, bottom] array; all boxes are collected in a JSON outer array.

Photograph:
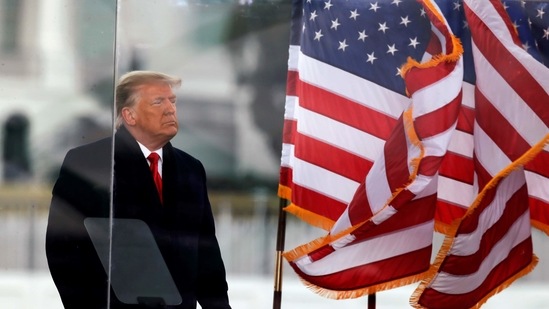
[[297, 268, 431, 301], [278, 184, 336, 231]]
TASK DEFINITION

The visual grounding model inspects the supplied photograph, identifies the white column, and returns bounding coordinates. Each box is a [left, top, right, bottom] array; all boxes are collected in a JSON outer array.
[[37, 0, 79, 91]]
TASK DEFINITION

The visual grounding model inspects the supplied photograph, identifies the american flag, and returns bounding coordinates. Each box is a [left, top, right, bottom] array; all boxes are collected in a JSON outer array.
[[280, 0, 463, 298], [413, 0, 548, 307], [278, 0, 549, 305]]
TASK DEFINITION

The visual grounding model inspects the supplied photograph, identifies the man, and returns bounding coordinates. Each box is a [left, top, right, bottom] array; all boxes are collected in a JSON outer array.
[[46, 71, 231, 309]]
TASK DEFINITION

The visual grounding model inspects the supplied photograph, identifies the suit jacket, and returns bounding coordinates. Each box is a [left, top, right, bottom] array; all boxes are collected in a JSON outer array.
[[46, 126, 231, 309]]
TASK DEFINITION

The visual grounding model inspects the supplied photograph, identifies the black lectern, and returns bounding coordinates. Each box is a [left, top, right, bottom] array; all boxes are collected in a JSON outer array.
[[84, 218, 182, 307]]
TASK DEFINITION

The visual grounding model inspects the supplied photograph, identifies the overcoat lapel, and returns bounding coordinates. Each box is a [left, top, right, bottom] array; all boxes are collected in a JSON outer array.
[[162, 142, 197, 228], [113, 126, 163, 217], [162, 143, 177, 208]]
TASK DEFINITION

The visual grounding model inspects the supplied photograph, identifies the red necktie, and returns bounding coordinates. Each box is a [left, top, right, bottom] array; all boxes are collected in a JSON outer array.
[[147, 152, 163, 203]]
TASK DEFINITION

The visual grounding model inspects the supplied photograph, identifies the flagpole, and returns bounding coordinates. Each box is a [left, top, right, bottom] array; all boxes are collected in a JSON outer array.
[[368, 293, 376, 309], [273, 197, 287, 309]]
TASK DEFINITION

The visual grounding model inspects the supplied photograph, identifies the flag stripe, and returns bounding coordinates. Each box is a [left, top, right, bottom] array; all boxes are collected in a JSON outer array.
[[434, 199, 467, 227], [291, 156, 359, 204], [286, 70, 298, 96], [293, 221, 434, 275], [526, 150, 549, 178], [473, 123, 512, 184], [439, 152, 474, 184], [437, 175, 475, 209], [294, 133, 373, 182], [282, 119, 296, 144], [421, 125, 461, 160], [414, 95, 461, 140], [382, 119, 414, 193], [447, 129, 474, 158], [297, 105, 385, 163], [290, 245, 432, 292], [288, 185, 347, 222], [298, 81, 397, 140], [352, 195, 438, 240], [526, 171, 549, 204], [456, 105, 474, 133], [530, 197, 549, 229]]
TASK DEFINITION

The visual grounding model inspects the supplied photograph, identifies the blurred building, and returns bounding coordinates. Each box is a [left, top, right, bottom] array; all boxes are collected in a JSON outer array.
[[0, 0, 114, 185], [0, 0, 291, 188]]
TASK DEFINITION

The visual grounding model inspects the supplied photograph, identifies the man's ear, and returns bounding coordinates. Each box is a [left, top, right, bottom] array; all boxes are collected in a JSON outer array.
[[121, 108, 136, 126]]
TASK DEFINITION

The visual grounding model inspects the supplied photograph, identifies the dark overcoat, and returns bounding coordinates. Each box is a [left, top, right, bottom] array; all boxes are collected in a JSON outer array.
[[45, 126, 231, 309]]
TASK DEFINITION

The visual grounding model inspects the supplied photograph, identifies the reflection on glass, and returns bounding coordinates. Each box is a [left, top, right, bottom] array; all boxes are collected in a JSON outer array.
[[0, 0, 115, 308], [0, 0, 341, 307]]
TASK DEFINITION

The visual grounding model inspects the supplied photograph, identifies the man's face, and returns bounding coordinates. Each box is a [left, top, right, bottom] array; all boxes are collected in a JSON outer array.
[[128, 82, 178, 149]]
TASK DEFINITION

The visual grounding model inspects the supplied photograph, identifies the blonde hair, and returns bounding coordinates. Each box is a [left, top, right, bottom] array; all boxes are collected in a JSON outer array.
[[115, 70, 182, 128]]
